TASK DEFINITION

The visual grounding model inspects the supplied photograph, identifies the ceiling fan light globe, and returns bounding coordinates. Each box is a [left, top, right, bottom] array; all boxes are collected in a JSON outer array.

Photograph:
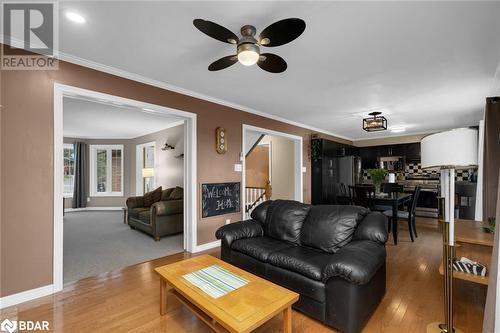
[[237, 43, 260, 66], [238, 50, 259, 66]]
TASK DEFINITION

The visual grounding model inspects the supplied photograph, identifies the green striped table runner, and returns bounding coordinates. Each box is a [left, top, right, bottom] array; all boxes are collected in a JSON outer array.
[[183, 265, 249, 298]]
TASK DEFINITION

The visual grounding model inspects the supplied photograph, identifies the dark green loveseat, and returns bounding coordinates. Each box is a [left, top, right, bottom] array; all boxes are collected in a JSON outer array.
[[126, 187, 183, 241]]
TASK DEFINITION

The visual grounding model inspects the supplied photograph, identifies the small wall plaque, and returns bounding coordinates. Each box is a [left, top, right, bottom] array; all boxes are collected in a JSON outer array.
[[216, 127, 227, 154]]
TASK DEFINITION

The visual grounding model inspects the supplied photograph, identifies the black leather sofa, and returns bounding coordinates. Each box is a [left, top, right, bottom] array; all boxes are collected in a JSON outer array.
[[215, 200, 388, 333]]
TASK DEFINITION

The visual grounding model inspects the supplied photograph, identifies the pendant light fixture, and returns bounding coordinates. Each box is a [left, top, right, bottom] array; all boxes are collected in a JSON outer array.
[[363, 112, 387, 132]]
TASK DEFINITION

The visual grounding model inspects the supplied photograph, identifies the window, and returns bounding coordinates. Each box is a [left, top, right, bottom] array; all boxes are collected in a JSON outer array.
[[90, 145, 123, 196], [63, 144, 75, 197]]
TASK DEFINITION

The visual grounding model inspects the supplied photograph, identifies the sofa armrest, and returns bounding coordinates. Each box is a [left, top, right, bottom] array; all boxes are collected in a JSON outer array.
[[322, 240, 386, 285], [215, 220, 264, 248], [126, 196, 144, 209], [152, 200, 183, 216], [353, 211, 388, 244]]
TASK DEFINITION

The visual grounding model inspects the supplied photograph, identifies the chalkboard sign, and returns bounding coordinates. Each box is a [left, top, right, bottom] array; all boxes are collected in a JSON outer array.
[[202, 182, 241, 218]]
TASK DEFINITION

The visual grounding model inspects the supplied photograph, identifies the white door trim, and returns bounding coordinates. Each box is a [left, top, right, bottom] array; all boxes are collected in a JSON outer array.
[[241, 124, 303, 220], [0, 284, 55, 309], [54, 83, 197, 295]]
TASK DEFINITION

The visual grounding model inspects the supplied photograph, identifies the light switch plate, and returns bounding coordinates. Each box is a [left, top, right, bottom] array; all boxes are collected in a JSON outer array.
[[302, 166, 307, 173], [234, 164, 242, 172]]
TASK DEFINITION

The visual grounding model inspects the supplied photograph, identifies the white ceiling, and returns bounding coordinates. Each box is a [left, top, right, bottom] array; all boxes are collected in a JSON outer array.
[[63, 97, 183, 139], [55, 2, 500, 140]]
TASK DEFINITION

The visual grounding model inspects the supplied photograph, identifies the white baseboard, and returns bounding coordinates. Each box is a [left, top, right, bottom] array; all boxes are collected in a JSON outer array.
[[193, 240, 220, 253], [65, 206, 124, 212], [0, 285, 54, 309]]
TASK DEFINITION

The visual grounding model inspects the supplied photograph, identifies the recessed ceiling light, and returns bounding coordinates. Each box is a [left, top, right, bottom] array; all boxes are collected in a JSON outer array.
[[390, 126, 407, 133], [65, 11, 86, 24]]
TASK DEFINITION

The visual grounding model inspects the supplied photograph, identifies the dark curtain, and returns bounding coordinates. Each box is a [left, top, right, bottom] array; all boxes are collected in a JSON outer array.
[[72, 142, 88, 208], [483, 97, 500, 220]]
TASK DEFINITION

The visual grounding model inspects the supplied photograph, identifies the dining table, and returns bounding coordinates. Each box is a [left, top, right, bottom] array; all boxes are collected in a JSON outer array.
[[372, 192, 413, 245]]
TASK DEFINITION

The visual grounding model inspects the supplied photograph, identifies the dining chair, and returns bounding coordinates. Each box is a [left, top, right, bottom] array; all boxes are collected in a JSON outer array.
[[349, 185, 375, 209], [336, 183, 350, 205], [383, 186, 421, 242], [339, 183, 348, 196]]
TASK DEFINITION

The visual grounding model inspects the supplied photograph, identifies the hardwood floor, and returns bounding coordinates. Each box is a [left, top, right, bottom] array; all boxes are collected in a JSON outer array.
[[1, 218, 487, 333]]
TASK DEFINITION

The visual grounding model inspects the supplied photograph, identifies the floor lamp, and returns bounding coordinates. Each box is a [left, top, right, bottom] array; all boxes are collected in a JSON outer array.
[[421, 128, 478, 333]]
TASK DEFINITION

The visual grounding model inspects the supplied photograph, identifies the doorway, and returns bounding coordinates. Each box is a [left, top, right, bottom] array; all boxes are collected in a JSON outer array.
[[242, 124, 303, 219], [53, 84, 197, 291]]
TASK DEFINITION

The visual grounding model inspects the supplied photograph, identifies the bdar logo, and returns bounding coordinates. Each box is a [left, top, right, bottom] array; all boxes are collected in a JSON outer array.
[[0, 319, 17, 333]]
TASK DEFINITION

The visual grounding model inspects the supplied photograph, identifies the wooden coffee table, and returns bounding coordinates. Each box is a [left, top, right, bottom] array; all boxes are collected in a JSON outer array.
[[154, 254, 299, 333]]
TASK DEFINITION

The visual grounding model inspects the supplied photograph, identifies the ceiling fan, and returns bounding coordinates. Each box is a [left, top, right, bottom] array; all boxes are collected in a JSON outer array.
[[193, 18, 306, 73]]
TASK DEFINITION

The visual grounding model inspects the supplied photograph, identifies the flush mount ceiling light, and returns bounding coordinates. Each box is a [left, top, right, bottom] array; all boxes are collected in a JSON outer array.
[[193, 18, 306, 73], [65, 11, 86, 24], [362, 112, 387, 132]]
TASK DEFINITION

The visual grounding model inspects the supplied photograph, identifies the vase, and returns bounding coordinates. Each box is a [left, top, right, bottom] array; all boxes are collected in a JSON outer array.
[[374, 183, 382, 195]]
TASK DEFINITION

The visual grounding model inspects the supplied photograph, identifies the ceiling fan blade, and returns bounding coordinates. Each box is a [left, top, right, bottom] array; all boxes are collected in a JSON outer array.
[[193, 19, 239, 44], [208, 55, 238, 71], [257, 53, 287, 73], [259, 18, 306, 47]]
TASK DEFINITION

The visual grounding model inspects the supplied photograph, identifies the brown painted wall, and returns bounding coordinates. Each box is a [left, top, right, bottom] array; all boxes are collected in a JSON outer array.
[[0, 57, 350, 297], [245, 145, 269, 188]]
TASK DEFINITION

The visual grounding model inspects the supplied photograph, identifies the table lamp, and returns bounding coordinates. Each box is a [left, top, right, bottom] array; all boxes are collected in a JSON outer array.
[[421, 128, 478, 333]]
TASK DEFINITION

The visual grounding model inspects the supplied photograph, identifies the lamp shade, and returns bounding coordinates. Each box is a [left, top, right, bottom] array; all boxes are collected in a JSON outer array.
[[142, 168, 155, 178], [421, 128, 478, 169]]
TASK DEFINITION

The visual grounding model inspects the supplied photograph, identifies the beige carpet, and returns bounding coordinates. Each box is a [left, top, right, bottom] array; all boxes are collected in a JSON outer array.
[[63, 210, 183, 283]]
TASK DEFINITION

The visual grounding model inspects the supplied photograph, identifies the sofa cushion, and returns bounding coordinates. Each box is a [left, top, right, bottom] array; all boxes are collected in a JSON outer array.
[[266, 263, 327, 302], [322, 240, 386, 284], [143, 187, 162, 207], [231, 236, 295, 262], [250, 200, 273, 224], [264, 200, 311, 244], [353, 211, 389, 244], [300, 205, 368, 253], [268, 246, 333, 281], [161, 188, 175, 201], [169, 186, 183, 200], [128, 207, 149, 219]]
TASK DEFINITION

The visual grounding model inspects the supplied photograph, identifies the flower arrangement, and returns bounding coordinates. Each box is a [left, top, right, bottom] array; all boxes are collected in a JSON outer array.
[[368, 168, 387, 193]]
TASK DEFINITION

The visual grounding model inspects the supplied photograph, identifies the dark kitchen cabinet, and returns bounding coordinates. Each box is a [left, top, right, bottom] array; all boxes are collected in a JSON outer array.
[[311, 139, 336, 205], [405, 143, 421, 160], [311, 139, 359, 205], [379, 144, 405, 156], [337, 144, 359, 157], [320, 140, 358, 158], [359, 147, 379, 169], [358, 142, 422, 169]]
